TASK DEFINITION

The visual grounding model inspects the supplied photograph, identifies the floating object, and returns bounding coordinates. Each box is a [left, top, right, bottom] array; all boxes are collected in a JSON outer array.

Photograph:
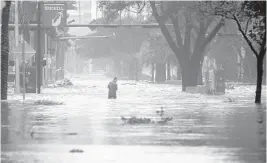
[[225, 97, 236, 103], [52, 78, 74, 87], [67, 132, 78, 136], [156, 107, 164, 117], [121, 116, 153, 124], [121, 107, 173, 125], [34, 100, 64, 105], [157, 117, 173, 124], [69, 149, 84, 153]]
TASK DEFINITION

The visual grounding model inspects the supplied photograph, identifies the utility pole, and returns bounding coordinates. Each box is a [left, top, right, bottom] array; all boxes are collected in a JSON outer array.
[[73, 45, 76, 74], [15, 0, 20, 94], [95, 1, 97, 19], [55, 40, 59, 80], [22, 19, 26, 100], [44, 33, 48, 85], [36, 1, 41, 94], [79, 0, 81, 23]]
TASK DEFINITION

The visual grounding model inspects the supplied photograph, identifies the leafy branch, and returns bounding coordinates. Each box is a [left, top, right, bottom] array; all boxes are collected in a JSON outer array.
[[233, 15, 259, 58]]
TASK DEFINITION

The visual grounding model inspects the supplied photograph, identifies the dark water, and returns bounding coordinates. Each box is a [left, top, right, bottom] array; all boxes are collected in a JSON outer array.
[[1, 75, 266, 163]]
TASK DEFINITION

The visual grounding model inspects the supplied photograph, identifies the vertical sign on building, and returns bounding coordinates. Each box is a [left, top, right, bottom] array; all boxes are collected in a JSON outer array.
[[41, 3, 66, 28]]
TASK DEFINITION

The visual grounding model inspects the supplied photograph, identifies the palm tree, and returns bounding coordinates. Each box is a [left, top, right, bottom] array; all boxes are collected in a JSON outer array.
[[1, 1, 11, 100]]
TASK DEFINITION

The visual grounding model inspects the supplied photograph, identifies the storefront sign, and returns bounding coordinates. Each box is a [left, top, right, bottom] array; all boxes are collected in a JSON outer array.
[[41, 3, 66, 28]]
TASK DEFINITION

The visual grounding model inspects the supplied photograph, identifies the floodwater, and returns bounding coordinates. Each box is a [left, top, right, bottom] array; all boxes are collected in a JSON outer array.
[[1, 74, 266, 163]]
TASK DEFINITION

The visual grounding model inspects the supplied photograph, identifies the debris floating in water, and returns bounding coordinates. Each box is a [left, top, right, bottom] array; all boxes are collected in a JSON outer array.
[[45, 78, 74, 88], [224, 97, 236, 103], [67, 132, 78, 135], [34, 100, 64, 105], [121, 116, 153, 124], [121, 107, 173, 125], [156, 107, 164, 117], [69, 149, 84, 153]]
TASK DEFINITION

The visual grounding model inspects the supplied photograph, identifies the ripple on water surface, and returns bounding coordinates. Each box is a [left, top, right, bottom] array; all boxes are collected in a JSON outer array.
[[2, 75, 266, 163]]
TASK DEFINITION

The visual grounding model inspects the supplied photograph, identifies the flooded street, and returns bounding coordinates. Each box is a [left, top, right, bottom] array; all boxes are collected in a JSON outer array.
[[1, 74, 266, 163]]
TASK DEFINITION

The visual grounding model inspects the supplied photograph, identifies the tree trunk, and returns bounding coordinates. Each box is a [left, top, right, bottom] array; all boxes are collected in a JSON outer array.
[[131, 62, 135, 80], [123, 62, 129, 77], [197, 61, 203, 85], [151, 62, 155, 82], [181, 69, 198, 91], [155, 62, 166, 83], [121, 62, 125, 77], [255, 54, 264, 103], [1, 2, 11, 100], [128, 61, 135, 80], [180, 57, 204, 91], [181, 59, 202, 91], [135, 59, 139, 81], [112, 58, 121, 77], [167, 59, 171, 80], [176, 66, 181, 80], [181, 70, 187, 92], [198, 72, 203, 85], [263, 56, 266, 85]]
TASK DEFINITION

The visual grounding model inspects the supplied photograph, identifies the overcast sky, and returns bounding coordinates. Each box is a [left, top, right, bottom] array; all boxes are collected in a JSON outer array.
[[68, 0, 97, 36]]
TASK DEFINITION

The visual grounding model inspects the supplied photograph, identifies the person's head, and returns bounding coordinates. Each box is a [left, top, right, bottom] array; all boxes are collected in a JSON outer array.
[[113, 77, 117, 83]]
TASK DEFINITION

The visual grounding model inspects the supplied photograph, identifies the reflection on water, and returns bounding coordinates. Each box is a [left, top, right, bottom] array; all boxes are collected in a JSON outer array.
[[1, 75, 266, 163], [256, 104, 266, 163], [1, 102, 10, 144]]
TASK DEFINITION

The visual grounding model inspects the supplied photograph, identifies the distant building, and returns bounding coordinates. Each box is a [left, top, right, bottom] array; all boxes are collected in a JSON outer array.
[[67, 0, 95, 36], [68, 0, 92, 23], [80, 1, 92, 23]]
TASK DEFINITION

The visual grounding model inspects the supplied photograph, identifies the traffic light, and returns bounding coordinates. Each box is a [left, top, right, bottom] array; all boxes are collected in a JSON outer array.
[[66, 1, 77, 10]]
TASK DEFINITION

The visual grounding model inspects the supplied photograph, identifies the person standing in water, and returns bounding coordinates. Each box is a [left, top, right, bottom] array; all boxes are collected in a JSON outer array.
[[108, 77, 118, 99]]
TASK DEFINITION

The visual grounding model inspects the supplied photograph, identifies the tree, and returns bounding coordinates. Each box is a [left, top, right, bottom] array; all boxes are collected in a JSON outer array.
[[17, 1, 36, 44], [208, 31, 251, 82], [212, 1, 266, 103], [139, 40, 155, 81], [98, 1, 225, 91], [150, 1, 225, 90], [139, 31, 174, 82], [1, 1, 11, 100], [76, 16, 150, 79], [236, 2, 266, 103]]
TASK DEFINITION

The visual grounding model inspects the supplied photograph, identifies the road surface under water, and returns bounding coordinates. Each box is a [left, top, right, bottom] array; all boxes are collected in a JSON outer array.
[[1, 74, 266, 163]]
